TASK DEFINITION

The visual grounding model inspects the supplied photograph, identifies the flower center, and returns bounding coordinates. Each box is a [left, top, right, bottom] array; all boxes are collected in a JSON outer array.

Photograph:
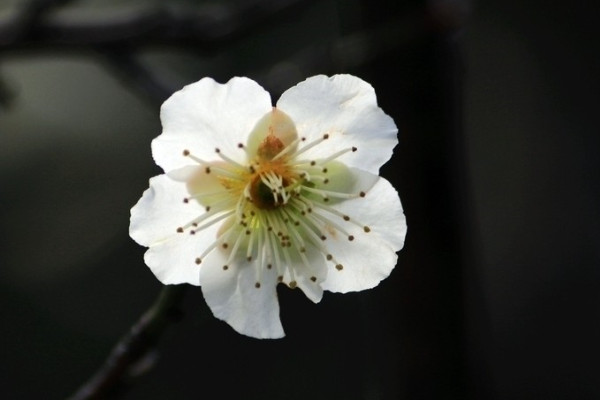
[[248, 134, 299, 209], [176, 107, 373, 289]]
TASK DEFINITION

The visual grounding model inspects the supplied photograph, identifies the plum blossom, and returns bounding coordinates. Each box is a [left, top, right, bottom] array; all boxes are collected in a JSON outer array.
[[130, 74, 406, 339]]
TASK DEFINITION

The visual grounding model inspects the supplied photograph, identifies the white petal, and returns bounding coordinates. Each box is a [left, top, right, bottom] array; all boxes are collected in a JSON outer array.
[[129, 174, 202, 246], [153, 77, 272, 172], [306, 163, 379, 204], [143, 232, 210, 285], [336, 176, 407, 250], [200, 250, 284, 339], [320, 177, 406, 293], [283, 243, 327, 303], [277, 74, 397, 174]]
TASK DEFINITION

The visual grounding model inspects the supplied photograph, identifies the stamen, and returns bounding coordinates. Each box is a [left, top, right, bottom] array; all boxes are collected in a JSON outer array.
[[223, 227, 245, 268], [183, 149, 246, 181], [313, 201, 372, 233], [280, 244, 296, 286], [310, 210, 354, 241], [183, 151, 210, 165], [300, 186, 365, 200], [194, 237, 225, 266], [279, 209, 306, 249], [288, 133, 330, 159], [259, 213, 283, 277], [206, 165, 246, 181], [287, 205, 339, 264], [185, 188, 232, 202], [312, 146, 357, 165], [215, 147, 247, 169], [271, 136, 302, 161], [178, 207, 229, 233], [255, 225, 267, 283], [190, 210, 234, 234]]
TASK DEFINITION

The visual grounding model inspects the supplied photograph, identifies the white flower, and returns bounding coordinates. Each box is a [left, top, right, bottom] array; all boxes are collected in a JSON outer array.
[[130, 75, 406, 339]]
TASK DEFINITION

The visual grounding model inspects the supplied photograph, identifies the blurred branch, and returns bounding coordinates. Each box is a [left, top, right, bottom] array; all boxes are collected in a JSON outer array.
[[95, 45, 175, 105], [0, 0, 74, 45], [0, 0, 465, 106], [0, 0, 318, 51], [259, 6, 441, 97], [0, 0, 318, 107], [67, 285, 187, 400]]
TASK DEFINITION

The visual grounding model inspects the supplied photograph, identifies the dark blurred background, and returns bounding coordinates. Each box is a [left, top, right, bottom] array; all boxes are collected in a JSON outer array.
[[1, 0, 598, 399]]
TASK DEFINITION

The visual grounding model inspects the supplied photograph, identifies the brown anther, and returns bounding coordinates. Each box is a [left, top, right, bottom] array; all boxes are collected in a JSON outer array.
[[359, 191, 366, 197], [288, 280, 297, 289], [335, 264, 344, 270], [324, 179, 329, 184], [364, 226, 371, 233], [310, 276, 317, 282], [195, 258, 201, 265], [343, 215, 350, 221], [326, 254, 333, 261], [183, 149, 190, 156], [205, 206, 211, 212], [255, 282, 261, 288], [310, 161, 316, 166], [352, 146, 357, 152], [267, 264, 272, 269], [320, 235, 327, 241], [223, 265, 229, 270], [322, 168, 328, 173], [323, 134, 330, 139], [176, 227, 184, 233], [205, 166, 211, 174], [215, 148, 221, 153], [277, 275, 283, 282], [183, 198, 189, 203], [222, 243, 229, 249], [348, 235, 355, 241], [238, 143, 244, 148], [247, 256, 252, 262]]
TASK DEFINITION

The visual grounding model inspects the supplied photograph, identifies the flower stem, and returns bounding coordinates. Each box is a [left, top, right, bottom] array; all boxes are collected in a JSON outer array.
[[67, 285, 188, 400]]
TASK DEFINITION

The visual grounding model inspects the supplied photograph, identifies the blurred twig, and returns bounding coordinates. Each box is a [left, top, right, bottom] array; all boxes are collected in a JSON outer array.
[[67, 285, 188, 400], [0, 0, 463, 106], [0, 0, 318, 50], [0, 0, 74, 45], [0, 0, 319, 107], [95, 44, 174, 105]]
